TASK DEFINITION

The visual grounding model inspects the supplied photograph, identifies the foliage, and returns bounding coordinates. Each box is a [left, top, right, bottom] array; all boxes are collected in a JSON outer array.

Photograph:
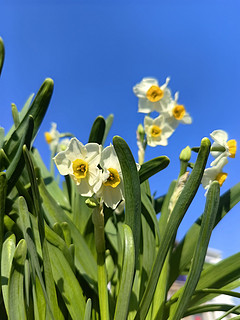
[[1, 37, 240, 320]]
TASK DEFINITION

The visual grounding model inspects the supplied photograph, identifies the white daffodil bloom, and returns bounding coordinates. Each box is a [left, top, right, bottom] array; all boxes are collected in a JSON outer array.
[[144, 115, 174, 147], [133, 77, 172, 113], [201, 157, 228, 196], [44, 122, 60, 151], [97, 144, 124, 209], [161, 92, 192, 129], [53, 137, 102, 197], [210, 130, 237, 166]]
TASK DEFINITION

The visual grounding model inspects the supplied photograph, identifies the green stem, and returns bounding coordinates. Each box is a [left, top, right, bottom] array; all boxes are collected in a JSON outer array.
[[92, 206, 109, 320]]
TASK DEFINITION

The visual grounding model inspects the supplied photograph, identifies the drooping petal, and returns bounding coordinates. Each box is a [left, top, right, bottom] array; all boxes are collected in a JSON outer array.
[[76, 178, 94, 197], [102, 185, 123, 209], [138, 98, 154, 113]]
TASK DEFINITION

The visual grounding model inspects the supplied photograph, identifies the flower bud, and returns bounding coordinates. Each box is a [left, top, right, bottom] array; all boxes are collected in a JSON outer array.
[[179, 146, 191, 162]]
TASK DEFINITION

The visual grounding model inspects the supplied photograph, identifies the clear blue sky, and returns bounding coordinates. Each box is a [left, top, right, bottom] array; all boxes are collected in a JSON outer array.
[[1, 1, 240, 259]]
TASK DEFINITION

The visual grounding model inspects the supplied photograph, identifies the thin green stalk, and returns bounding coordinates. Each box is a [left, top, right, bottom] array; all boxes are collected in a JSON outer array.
[[92, 206, 109, 320]]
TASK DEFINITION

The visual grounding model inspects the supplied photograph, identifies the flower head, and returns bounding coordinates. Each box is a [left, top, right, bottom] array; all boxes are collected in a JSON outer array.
[[201, 156, 228, 196], [161, 92, 192, 129], [144, 114, 174, 147], [133, 77, 172, 113], [53, 137, 102, 197], [97, 144, 124, 209], [57, 138, 70, 152], [210, 130, 237, 166], [44, 122, 60, 151]]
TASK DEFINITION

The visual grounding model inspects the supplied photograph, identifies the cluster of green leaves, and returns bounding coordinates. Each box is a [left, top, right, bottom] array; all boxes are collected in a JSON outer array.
[[1, 37, 240, 320]]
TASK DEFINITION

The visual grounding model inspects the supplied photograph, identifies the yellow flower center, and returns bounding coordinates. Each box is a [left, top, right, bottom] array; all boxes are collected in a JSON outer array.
[[172, 105, 186, 120], [44, 132, 53, 144], [215, 172, 227, 187], [104, 168, 120, 188], [150, 125, 162, 137], [72, 159, 88, 180], [227, 139, 237, 158], [146, 85, 164, 102]]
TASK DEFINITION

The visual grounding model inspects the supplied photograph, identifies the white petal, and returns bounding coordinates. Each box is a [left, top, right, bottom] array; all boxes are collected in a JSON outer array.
[[65, 138, 86, 161], [88, 166, 101, 186], [85, 143, 101, 165], [53, 151, 71, 175], [76, 179, 93, 197], [162, 123, 175, 139], [210, 130, 228, 145], [138, 98, 154, 113], [153, 114, 164, 127], [181, 112, 192, 124], [102, 185, 123, 209], [144, 115, 153, 127]]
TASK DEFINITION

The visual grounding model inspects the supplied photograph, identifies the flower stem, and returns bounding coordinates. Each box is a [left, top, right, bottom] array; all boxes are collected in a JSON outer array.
[[92, 206, 109, 320]]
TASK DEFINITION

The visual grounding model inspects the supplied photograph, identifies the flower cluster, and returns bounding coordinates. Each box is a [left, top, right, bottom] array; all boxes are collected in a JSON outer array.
[[202, 129, 237, 195], [133, 77, 192, 152], [53, 138, 124, 209]]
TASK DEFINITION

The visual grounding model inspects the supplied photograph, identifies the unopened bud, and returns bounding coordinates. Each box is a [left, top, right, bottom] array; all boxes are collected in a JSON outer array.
[[179, 146, 191, 162]]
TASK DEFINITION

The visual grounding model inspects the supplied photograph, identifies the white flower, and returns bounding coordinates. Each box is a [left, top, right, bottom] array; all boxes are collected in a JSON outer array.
[[44, 122, 60, 151], [201, 157, 228, 196], [97, 144, 124, 209], [133, 77, 172, 113], [144, 115, 174, 147], [210, 130, 237, 166], [53, 137, 102, 197], [161, 92, 192, 129]]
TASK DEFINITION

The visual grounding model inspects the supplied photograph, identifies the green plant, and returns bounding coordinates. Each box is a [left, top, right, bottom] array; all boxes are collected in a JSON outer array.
[[1, 37, 240, 320]]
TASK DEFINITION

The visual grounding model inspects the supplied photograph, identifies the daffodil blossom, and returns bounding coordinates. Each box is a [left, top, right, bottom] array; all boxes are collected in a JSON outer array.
[[161, 92, 192, 129], [96, 144, 124, 209], [144, 114, 174, 147], [44, 122, 60, 151], [133, 77, 172, 113], [201, 156, 228, 196], [53, 137, 102, 197], [210, 129, 237, 166]]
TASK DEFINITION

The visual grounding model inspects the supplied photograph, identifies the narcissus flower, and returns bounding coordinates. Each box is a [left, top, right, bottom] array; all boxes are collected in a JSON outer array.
[[97, 144, 124, 209], [161, 92, 192, 129], [144, 115, 174, 147], [44, 122, 60, 151], [53, 138, 102, 197], [133, 77, 172, 113], [202, 157, 228, 196], [210, 130, 237, 166]]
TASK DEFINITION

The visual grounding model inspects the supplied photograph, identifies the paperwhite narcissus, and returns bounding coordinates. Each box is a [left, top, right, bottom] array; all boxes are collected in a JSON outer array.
[[201, 156, 228, 196], [161, 92, 192, 129], [144, 114, 174, 147], [210, 130, 237, 166], [97, 144, 124, 209], [44, 122, 60, 151], [53, 137, 102, 197], [133, 77, 172, 113]]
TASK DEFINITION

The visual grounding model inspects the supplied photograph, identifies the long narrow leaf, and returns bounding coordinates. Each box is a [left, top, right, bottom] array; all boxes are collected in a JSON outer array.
[[134, 137, 211, 320], [88, 116, 106, 144], [113, 136, 141, 266], [139, 156, 170, 184]]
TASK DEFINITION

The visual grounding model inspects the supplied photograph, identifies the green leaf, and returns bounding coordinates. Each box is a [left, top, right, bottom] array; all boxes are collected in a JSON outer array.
[[84, 299, 92, 320], [11, 103, 20, 128], [114, 224, 135, 320], [0, 173, 7, 290], [4, 78, 54, 159], [8, 239, 27, 320], [23, 147, 61, 320], [169, 181, 220, 320], [6, 116, 34, 194], [113, 136, 141, 266], [1, 232, 16, 317], [0, 127, 4, 149], [134, 137, 211, 320], [139, 156, 170, 184], [168, 180, 240, 288], [102, 114, 114, 145], [0, 37, 5, 76], [184, 304, 239, 317], [48, 242, 86, 320], [88, 116, 106, 144]]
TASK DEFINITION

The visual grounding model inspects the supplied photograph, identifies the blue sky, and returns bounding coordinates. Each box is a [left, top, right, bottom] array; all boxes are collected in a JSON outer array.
[[1, 1, 240, 259]]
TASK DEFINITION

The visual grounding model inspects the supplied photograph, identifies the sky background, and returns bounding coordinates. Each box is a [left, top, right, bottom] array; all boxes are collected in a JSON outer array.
[[1, 1, 240, 259]]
